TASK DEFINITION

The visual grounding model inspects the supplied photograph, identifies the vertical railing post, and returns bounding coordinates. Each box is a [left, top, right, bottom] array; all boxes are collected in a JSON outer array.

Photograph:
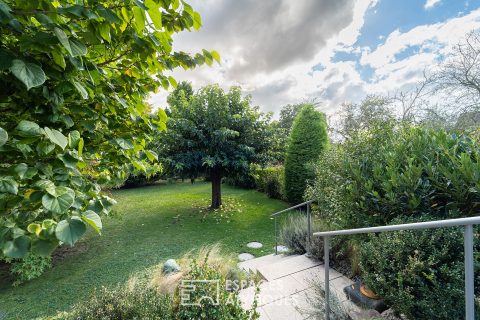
[[324, 236, 330, 320], [307, 201, 312, 256], [464, 224, 474, 320], [275, 216, 278, 255]]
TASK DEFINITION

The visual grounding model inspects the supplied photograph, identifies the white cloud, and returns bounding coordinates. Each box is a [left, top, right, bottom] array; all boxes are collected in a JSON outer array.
[[149, 1, 480, 121], [149, 0, 376, 114], [361, 9, 480, 74], [424, 0, 442, 10]]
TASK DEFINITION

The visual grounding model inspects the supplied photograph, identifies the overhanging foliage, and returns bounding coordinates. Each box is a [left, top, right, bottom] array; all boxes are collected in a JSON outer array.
[[0, 0, 216, 259]]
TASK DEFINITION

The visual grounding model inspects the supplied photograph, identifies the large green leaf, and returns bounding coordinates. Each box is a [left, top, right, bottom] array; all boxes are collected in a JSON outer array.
[[55, 218, 86, 246], [98, 23, 111, 42], [81, 210, 102, 234], [3, 236, 30, 258], [34, 179, 56, 195], [9, 59, 46, 90], [13, 163, 28, 179], [145, 149, 158, 162], [0, 127, 7, 146], [42, 187, 75, 213], [0, 176, 18, 194], [16, 120, 42, 137], [192, 11, 201, 30], [52, 51, 66, 69], [145, 0, 162, 29], [68, 130, 81, 148], [132, 6, 145, 33], [44, 127, 68, 149], [115, 138, 134, 150], [72, 80, 88, 99], [96, 6, 121, 24], [78, 137, 84, 157], [70, 39, 87, 57], [0, 0, 13, 22], [211, 50, 221, 64], [54, 27, 72, 55]]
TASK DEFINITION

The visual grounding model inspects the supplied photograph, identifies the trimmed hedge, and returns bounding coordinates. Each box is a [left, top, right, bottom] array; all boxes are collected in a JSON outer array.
[[284, 104, 328, 204], [308, 124, 480, 229], [360, 216, 480, 319], [254, 166, 284, 199]]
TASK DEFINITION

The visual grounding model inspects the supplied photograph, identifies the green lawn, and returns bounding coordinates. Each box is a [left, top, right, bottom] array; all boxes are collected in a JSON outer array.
[[0, 182, 288, 320]]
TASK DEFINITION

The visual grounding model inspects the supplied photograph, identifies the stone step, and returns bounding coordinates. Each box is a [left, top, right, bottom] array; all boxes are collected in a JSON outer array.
[[239, 273, 308, 308], [257, 254, 321, 281], [238, 253, 300, 273]]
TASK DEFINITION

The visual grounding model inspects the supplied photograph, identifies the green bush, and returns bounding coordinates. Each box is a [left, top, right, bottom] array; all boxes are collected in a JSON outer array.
[[224, 169, 257, 189], [284, 104, 329, 204], [3, 253, 52, 286], [348, 126, 480, 225], [50, 285, 173, 320], [308, 124, 480, 229], [50, 247, 258, 320], [359, 216, 480, 320], [254, 166, 284, 199], [307, 124, 480, 318]]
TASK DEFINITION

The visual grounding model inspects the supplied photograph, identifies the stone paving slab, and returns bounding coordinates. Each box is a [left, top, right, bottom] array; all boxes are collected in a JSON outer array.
[[239, 274, 307, 308], [261, 297, 306, 320], [290, 264, 343, 288], [257, 255, 321, 281], [238, 254, 298, 273]]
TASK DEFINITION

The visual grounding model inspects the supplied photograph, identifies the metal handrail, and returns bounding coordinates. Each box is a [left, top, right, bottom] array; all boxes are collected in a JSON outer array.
[[271, 200, 315, 255], [271, 199, 315, 217], [314, 216, 480, 320]]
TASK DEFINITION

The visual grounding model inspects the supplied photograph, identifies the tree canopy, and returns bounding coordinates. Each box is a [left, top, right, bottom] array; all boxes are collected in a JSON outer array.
[[0, 0, 216, 259], [284, 104, 329, 203], [160, 84, 271, 208]]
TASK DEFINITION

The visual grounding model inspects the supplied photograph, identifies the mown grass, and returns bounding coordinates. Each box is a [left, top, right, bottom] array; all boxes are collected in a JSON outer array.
[[0, 182, 288, 320]]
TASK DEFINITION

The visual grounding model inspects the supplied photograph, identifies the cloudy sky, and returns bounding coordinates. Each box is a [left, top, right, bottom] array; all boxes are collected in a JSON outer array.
[[149, 0, 480, 117]]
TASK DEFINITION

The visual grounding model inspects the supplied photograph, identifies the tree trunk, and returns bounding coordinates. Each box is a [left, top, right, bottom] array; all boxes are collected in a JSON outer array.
[[210, 167, 222, 209]]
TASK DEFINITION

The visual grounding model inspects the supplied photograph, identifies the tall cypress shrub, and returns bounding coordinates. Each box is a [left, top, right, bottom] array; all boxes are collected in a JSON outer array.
[[284, 104, 329, 203]]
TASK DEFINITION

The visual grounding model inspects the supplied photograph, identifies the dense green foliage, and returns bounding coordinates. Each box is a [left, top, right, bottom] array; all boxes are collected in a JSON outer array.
[[284, 104, 329, 203], [266, 103, 306, 163], [50, 256, 257, 320], [5, 253, 51, 286], [254, 166, 285, 200], [360, 216, 480, 320], [51, 285, 173, 320], [0, 0, 214, 262], [225, 165, 285, 200], [159, 84, 271, 208], [307, 123, 480, 318], [0, 182, 286, 319], [309, 124, 480, 229]]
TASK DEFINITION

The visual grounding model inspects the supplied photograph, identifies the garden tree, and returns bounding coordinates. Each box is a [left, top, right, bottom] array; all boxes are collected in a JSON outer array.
[[284, 104, 329, 204], [335, 95, 394, 139], [161, 84, 271, 208], [278, 103, 305, 134], [167, 80, 194, 110], [435, 30, 480, 113], [0, 0, 218, 261]]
